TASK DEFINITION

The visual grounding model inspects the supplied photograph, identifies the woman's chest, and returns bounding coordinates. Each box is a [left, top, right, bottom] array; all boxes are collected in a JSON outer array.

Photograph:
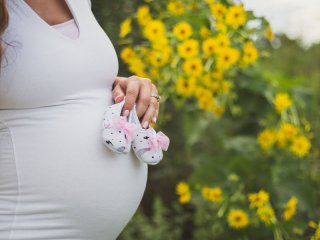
[[0, 0, 119, 109]]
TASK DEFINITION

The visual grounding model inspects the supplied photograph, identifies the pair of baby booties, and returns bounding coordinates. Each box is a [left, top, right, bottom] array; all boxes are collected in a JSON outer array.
[[101, 99, 170, 165]]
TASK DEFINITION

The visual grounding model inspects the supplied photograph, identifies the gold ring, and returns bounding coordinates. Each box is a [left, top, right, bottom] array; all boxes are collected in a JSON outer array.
[[151, 94, 161, 102]]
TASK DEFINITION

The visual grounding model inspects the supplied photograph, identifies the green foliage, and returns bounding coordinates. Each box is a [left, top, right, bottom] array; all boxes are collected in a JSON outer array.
[[118, 197, 185, 239]]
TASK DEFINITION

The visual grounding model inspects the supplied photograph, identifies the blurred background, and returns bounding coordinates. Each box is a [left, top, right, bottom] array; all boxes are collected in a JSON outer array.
[[92, 0, 320, 239]]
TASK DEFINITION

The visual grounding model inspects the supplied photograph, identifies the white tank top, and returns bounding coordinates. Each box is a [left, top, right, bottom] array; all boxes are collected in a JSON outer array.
[[51, 18, 80, 40], [0, 1, 148, 239]]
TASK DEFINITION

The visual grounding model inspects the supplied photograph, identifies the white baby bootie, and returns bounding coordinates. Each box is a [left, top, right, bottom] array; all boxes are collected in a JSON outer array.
[[129, 104, 170, 165], [102, 99, 137, 153]]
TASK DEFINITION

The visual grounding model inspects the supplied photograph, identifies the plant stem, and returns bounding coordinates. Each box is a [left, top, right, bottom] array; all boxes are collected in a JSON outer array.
[[273, 226, 284, 240]]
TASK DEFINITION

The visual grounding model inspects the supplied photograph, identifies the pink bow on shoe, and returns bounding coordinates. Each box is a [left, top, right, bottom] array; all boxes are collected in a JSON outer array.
[[112, 115, 137, 143], [147, 128, 170, 152]]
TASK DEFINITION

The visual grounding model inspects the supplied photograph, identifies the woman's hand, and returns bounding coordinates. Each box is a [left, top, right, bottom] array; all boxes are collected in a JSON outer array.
[[112, 75, 160, 129]]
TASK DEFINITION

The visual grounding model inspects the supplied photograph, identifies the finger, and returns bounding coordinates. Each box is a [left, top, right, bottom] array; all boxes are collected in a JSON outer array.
[[136, 78, 152, 119], [150, 107, 159, 128], [151, 102, 159, 124], [141, 97, 158, 128], [121, 76, 140, 115], [116, 76, 129, 91], [150, 84, 159, 123], [112, 83, 125, 103]]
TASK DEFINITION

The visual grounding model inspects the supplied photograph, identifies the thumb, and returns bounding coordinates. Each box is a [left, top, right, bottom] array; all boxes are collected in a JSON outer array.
[[112, 84, 125, 103]]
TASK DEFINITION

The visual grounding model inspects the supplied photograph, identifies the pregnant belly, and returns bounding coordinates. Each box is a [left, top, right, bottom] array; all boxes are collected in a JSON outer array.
[[0, 92, 148, 240]]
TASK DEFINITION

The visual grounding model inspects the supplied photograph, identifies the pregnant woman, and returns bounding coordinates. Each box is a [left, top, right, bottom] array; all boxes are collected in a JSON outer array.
[[0, 0, 160, 239]]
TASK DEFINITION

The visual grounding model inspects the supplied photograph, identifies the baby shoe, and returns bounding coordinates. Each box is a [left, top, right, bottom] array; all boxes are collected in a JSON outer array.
[[129, 104, 170, 165], [102, 99, 137, 153]]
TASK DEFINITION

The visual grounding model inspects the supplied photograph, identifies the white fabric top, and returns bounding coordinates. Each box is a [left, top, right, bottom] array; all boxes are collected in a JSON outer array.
[[0, 0, 148, 239], [51, 18, 80, 40]]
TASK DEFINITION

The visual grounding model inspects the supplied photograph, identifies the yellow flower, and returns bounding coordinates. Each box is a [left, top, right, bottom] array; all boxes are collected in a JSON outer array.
[[130, 68, 149, 79], [119, 18, 132, 38], [128, 58, 149, 78], [152, 36, 169, 50], [120, 47, 136, 64], [210, 3, 227, 21], [215, 22, 227, 33], [215, 33, 230, 53], [176, 181, 191, 204], [257, 205, 276, 225], [276, 131, 287, 149], [274, 93, 292, 113], [183, 58, 204, 77], [204, 0, 215, 5], [129, 57, 144, 68], [219, 80, 231, 94], [173, 21, 193, 41], [179, 192, 191, 204], [196, 94, 224, 116], [290, 135, 311, 157], [176, 181, 190, 195], [139, 46, 149, 56], [216, 47, 240, 70], [276, 122, 300, 148], [199, 98, 216, 112], [248, 190, 270, 208], [310, 222, 320, 240], [177, 39, 199, 59], [135, 70, 150, 79], [282, 196, 298, 220], [212, 67, 223, 80], [136, 5, 152, 26], [211, 82, 220, 95], [202, 37, 217, 57], [225, 5, 246, 28], [176, 76, 196, 96], [277, 122, 299, 145], [167, 1, 185, 16], [200, 26, 211, 38], [211, 105, 225, 118], [258, 128, 276, 151], [194, 86, 211, 99], [227, 209, 250, 229], [266, 25, 274, 41], [186, 2, 198, 11], [201, 186, 210, 198], [149, 67, 160, 79], [195, 88, 215, 110], [200, 73, 213, 87], [242, 41, 259, 65], [201, 186, 223, 203], [149, 47, 171, 67], [143, 19, 166, 42]]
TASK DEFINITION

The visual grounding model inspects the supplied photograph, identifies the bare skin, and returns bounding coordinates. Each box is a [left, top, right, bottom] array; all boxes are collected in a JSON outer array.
[[24, 0, 160, 128], [25, 0, 74, 25]]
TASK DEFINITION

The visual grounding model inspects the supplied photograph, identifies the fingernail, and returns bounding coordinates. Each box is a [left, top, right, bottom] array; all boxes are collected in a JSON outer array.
[[142, 121, 149, 129], [123, 110, 129, 117], [152, 117, 157, 123], [114, 95, 122, 103]]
